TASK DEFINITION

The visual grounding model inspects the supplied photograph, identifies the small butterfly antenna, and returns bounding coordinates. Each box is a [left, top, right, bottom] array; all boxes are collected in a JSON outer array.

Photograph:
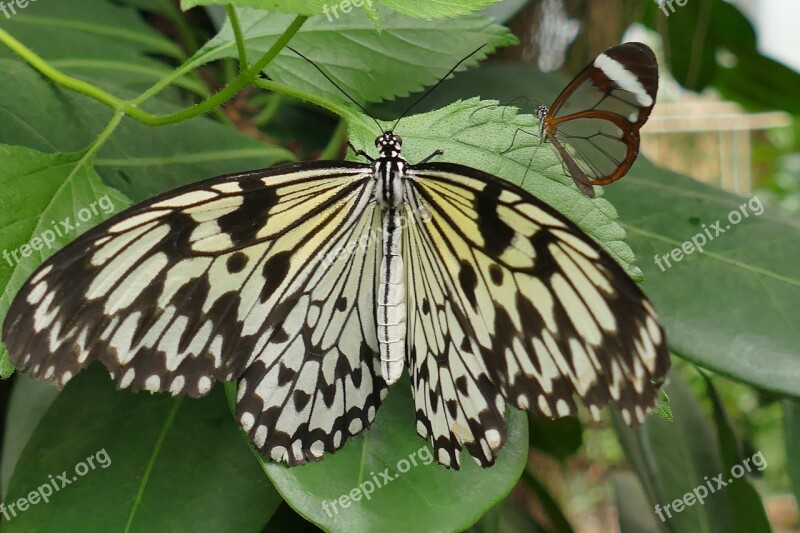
[[286, 46, 384, 134], [391, 44, 488, 132]]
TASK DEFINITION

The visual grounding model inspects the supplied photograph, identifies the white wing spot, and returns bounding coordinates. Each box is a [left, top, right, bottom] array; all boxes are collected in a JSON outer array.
[[170, 376, 185, 395], [198, 376, 212, 395], [120, 368, 136, 388], [594, 53, 654, 107], [145, 375, 161, 392], [254, 425, 268, 448], [240, 412, 255, 432]]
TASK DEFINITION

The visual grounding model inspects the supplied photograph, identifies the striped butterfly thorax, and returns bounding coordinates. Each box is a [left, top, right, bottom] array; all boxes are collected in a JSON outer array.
[[537, 42, 658, 197]]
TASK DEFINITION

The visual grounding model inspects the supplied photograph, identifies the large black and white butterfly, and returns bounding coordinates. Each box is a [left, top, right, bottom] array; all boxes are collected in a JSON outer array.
[[506, 42, 658, 197], [2, 123, 669, 468]]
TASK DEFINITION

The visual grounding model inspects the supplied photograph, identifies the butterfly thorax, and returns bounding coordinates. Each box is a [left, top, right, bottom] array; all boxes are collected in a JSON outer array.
[[373, 132, 406, 210]]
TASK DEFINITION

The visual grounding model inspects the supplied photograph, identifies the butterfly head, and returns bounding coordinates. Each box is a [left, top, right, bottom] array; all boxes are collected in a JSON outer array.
[[376, 131, 403, 159]]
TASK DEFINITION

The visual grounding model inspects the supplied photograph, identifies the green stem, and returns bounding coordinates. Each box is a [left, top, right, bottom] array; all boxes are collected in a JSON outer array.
[[0, 15, 308, 126], [225, 4, 249, 69], [255, 78, 379, 136]]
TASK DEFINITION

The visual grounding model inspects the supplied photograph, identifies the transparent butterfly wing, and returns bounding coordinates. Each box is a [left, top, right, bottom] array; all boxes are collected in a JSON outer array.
[[404, 162, 669, 468], [3, 161, 388, 464], [545, 42, 658, 186]]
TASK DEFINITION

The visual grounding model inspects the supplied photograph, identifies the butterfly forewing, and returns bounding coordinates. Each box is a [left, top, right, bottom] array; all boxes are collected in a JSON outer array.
[[403, 162, 669, 466], [544, 42, 658, 191]]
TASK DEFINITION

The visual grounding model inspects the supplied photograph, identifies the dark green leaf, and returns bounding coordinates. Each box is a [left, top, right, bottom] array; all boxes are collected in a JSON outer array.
[[4, 364, 280, 532], [527, 416, 582, 461], [0, 145, 131, 377], [195, 8, 516, 106], [611, 471, 662, 533], [783, 399, 800, 510], [252, 377, 528, 533], [614, 370, 773, 532], [701, 374, 770, 533]]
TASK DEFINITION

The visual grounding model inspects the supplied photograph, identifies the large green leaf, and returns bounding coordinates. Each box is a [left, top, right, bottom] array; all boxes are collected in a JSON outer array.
[[3, 365, 280, 531], [0, 376, 60, 498], [247, 377, 528, 533], [181, 0, 501, 20], [615, 370, 769, 533], [0, 0, 193, 98], [607, 163, 800, 397], [0, 145, 131, 377], [194, 8, 516, 106], [0, 59, 295, 199]]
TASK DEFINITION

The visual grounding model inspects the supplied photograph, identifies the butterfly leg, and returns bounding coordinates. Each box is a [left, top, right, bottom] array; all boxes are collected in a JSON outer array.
[[348, 142, 375, 162], [501, 127, 540, 155], [416, 150, 443, 165]]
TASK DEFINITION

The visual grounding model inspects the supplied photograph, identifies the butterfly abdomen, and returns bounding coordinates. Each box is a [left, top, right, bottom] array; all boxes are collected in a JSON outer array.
[[377, 207, 405, 384]]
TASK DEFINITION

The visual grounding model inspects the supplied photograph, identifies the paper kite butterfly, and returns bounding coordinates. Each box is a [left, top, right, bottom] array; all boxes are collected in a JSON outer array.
[[2, 45, 669, 469]]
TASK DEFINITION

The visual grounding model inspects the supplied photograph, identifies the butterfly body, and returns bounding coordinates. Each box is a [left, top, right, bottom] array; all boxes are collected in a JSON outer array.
[[372, 133, 409, 385]]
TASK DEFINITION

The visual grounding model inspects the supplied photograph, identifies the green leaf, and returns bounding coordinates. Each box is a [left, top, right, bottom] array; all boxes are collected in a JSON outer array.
[[0, 145, 131, 377], [347, 99, 642, 279], [251, 378, 528, 533], [3, 364, 280, 532], [527, 416, 582, 462], [653, 390, 673, 423], [194, 8, 516, 107], [0, 59, 294, 199], [181, 0, 503, 20], [378, 0, 499, 19], [615, 370, 770, 532], [610, 471, 662, 533], [0, 0, 189, 96], [0, 376, 60, 498], [784, 399, 800, 508], [181, 0, 327, 16], [701, 374, 771, 533], [606, 162, 800, 397]]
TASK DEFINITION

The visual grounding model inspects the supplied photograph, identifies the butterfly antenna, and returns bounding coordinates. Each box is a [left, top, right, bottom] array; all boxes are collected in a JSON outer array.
[[391, 44, 487, 131], [286, 46, 384, 134]]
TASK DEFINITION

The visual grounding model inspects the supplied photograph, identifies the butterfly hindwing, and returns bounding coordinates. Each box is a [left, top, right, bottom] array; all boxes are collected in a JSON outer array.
[[403, 162, 669, 466]]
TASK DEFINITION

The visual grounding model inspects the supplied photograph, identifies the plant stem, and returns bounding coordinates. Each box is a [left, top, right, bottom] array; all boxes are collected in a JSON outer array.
[[255, 78, 379, 136], [0, 15, 308, 126], [226, 4, 249, 69]]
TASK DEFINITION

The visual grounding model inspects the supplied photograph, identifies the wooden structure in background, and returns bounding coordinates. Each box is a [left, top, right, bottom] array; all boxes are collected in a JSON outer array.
[[641, 98, 791, 194]]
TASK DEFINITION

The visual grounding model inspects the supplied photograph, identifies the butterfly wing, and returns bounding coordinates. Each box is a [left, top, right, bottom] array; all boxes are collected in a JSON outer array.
[[404, 162, 669, 468], [3, 161, 387, 464], [544, 42, 658, 190]]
